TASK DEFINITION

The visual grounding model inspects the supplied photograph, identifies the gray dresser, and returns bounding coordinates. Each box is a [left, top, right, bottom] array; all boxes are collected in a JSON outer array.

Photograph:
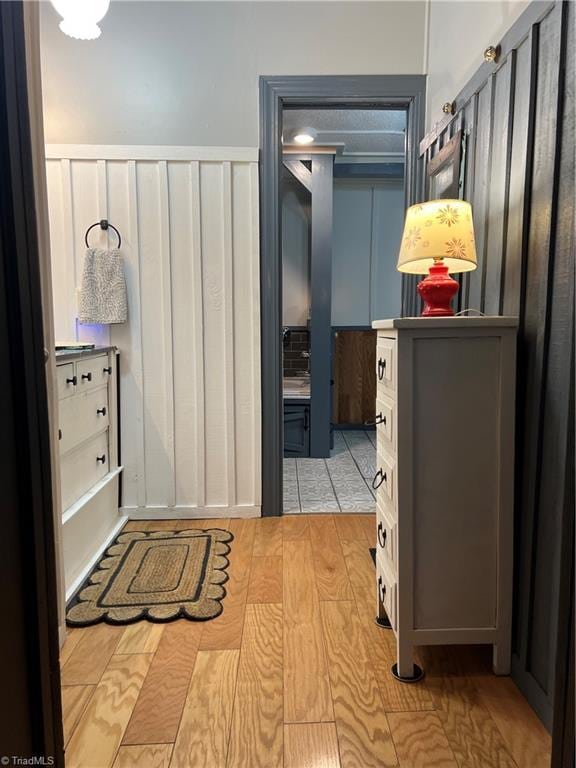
[[371, 317, 518, 681]]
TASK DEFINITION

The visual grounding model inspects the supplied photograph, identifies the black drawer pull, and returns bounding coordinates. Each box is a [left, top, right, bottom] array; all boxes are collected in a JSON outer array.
[[375, 412, 387, 427], [372, 468, 387, 490], [103, 366, 112, 375], [58, 428, 62, 441], [96, 454, 106, 464], [97, 407, 107, 416], [377, 357, 387, 380], [377, 522, 387, 548], [66, 375, 77, 386], [378, 575, 386, 602], [81, 372, 92, 382]]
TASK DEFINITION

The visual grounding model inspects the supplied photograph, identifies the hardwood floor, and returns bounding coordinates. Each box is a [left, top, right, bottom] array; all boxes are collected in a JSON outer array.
[[61, 515, 551, 767]]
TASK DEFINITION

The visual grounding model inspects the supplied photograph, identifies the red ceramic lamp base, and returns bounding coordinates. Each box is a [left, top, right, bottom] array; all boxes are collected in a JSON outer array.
[[417, 262, 459, 317]]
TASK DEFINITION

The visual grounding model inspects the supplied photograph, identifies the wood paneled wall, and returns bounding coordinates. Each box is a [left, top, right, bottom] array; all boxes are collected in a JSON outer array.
[[415, 1, 574, 729], [45, 146, 261, 518]]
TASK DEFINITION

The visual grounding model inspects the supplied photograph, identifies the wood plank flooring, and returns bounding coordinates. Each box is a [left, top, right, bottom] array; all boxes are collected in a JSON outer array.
[[61, 515, 551, 767]]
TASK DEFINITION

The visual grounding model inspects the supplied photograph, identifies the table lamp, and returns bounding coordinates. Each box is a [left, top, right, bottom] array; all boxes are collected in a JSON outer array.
[[397, 200, 477, 316]]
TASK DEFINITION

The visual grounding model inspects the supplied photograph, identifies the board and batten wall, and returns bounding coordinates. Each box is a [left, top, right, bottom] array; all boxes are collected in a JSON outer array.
[[332, 180, 404, 326], [282, 179, 405, 328], [45, 145, 261, 518], [416, 1, 574, 730]]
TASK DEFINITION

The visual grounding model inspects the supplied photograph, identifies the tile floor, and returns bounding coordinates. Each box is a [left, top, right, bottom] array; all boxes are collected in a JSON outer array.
[[283, 429, 377, 514]]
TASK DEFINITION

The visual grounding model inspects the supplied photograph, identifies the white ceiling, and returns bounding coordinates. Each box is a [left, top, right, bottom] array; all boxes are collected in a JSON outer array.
[[282, 108, 406, 158]]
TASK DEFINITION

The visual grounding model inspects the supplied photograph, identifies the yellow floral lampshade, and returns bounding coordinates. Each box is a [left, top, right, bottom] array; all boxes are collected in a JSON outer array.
[[397, 200, 478, 275]]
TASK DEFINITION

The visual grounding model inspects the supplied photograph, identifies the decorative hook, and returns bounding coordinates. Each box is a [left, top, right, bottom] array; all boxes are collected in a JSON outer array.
[[483, 45, 500, 63]]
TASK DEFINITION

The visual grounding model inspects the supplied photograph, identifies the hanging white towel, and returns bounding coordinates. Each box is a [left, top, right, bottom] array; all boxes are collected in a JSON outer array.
[[79, 248, 128, 324]]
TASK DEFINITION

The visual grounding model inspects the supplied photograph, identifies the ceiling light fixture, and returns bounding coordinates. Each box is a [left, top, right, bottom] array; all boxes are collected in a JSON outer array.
[[50, 0, 111, 40], [293, 128, 317, 145]]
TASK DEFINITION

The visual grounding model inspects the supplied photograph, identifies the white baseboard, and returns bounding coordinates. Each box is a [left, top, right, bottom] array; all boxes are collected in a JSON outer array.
[[122, 505, 261, 520], [65, 515, 128, 603]]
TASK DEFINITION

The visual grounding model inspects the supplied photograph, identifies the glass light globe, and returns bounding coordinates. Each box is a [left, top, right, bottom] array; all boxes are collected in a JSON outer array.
[[50, 0, 111, 40], [293, 128, 317, 145]]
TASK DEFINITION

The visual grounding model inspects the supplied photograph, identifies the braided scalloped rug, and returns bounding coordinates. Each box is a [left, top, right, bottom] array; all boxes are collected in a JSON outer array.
[[66, 528, 233, 626]]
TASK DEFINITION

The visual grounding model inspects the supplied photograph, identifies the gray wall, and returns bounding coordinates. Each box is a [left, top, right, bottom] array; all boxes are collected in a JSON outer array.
[[282, 179, 404, 328], [40, 1, 427, 147], [282, 181, 310, 327], [418, 1, 574, 730], [426, 0, 531, 130], [332, 180, 404, 326]]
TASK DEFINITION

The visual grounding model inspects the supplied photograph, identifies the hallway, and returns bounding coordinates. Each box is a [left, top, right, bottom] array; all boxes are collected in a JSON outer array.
[[60, 515, 550, 767]]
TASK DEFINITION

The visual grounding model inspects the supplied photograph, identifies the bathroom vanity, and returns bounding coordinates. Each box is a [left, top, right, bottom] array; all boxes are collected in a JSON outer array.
[[56, 346, 125, 598], [283, 375, 310, 457]]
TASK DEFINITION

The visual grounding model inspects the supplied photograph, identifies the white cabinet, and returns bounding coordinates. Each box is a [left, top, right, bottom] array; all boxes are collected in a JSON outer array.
[[56, 348, 124, 598], [371, 317, 517, 681]]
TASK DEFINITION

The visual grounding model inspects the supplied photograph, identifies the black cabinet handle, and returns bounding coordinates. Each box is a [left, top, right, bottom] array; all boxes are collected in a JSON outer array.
[[96, 454, 106, 464], [303, 408, 309, 431], [81, 372, 92, 382], [378, 575, 386, 602], [97, 407, 107, 416], [377, 522, 387, 549], [372, 468, 387, 489], [378, 357, 387, 380], [66, 375, 77, 385], [375, 412, 387, 426], [103, 366, 112, 375], [58, 428, 62, 441]]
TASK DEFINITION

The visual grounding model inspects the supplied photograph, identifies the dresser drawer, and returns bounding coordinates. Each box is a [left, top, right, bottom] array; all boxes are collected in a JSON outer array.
[[377, 555, 397, 632], [376, 395, 395, 452], [376, 500, 397, 570], [60, 431, 109, 510], [57, 363, 77, 400], [76, 355, 111, 392], [373, 451, 395, 513], [376, 337, 395, 395], [59, 386, 109, 455]]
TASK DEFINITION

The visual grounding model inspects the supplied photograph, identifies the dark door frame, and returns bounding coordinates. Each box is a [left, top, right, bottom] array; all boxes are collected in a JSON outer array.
[[259, 75, 426, 517], [0, 1, 64, 761]]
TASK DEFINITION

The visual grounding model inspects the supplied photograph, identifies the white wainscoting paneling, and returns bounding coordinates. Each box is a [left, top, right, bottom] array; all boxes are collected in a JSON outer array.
[[46, 145, 261, 518]]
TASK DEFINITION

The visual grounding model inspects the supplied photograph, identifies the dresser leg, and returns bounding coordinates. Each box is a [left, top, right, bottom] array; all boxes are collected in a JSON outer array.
[[391, 642, 425, 683], [492, 641, 511, 675]]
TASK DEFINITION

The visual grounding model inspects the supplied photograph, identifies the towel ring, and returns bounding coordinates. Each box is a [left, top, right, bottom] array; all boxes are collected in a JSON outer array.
[[84, 219, 122, 249]]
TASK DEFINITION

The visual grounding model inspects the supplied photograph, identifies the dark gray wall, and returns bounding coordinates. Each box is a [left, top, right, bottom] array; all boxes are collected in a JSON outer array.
[[415, 0, 574, 731]]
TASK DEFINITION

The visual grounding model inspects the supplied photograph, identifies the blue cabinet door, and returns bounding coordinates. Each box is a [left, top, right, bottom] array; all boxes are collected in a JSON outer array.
[[284, 405, 310, 457]]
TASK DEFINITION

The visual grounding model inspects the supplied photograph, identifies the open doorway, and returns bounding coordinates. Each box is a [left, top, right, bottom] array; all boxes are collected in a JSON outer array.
[[260, 75, 426, 517], [281, 107, 406, 515]]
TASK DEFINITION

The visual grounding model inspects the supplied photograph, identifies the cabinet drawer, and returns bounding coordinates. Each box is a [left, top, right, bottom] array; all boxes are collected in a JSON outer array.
[[57, 363, 77, 399], [377, 555, 397, 632], [76, 355, 111, 392], [375, 395, 394, 451], [60, 431, 109, 511], [373, 452, 395, 512], [376, 337, 395, 395], [376, 500, 396, 570], [59, 386, 109, 455]]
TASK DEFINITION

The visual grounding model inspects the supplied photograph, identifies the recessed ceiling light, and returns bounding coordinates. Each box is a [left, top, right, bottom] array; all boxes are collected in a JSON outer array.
[[293, 128, 317, 145], [51, 0, 110, 40]]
